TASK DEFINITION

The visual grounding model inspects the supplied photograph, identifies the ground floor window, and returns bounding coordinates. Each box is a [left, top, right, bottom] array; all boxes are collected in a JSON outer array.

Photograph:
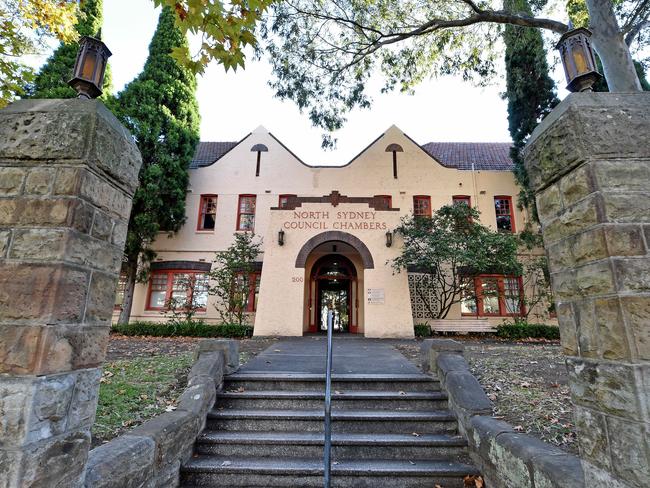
[[233, 272, 261, 312], [114, 274, 128, 309], [147, 271, 209, 311], [461, 275, 524, 317]]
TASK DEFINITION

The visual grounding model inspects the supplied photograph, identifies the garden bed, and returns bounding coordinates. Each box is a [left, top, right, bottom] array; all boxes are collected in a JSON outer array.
[[93, 335, 279, 447], [393, 338, 577, 454]]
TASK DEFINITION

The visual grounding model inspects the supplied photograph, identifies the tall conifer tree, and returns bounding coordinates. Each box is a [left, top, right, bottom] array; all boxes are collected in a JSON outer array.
[[27, 0, 112, 99], [503, 0, 558, 221], [115, 7, 200, 324]]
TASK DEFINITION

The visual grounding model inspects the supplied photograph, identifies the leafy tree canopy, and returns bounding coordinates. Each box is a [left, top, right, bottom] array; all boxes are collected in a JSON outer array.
[[257, 0, 648, 146], [115, 6, 200, 324], [392, 203, 521, 319], [153, 0, 275, 72], [0, 0, 78, 107], [503, 0, 559, 220]]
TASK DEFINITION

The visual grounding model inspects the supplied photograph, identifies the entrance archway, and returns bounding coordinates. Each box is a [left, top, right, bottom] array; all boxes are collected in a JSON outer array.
[[295, 231, 374, 269], [310, 254, 357, 333]]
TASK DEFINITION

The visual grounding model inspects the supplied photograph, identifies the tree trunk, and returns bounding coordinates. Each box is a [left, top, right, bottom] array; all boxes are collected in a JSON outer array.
[[118, 259, 137, 325], [586, 0, 642, 91]]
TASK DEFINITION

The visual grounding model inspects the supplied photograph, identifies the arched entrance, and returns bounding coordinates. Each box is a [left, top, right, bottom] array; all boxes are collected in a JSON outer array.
[[310, 254, 358, 333], [297, 231, 373, 335]]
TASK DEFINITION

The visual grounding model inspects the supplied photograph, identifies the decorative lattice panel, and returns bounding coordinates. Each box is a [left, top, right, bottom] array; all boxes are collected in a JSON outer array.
[[408, 273, 439, 319]]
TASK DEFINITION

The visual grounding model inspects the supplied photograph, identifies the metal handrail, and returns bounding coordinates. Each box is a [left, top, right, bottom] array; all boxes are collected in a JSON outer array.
[[323, 315, 334, 488]]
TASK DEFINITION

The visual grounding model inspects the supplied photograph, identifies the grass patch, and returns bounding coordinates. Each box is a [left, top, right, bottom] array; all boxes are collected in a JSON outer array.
[[92, 353, 193, 444]]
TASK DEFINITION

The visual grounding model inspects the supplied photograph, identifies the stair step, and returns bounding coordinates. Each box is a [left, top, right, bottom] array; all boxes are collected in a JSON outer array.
[[181, 456, 479, 487], [207, 408, 458, 434], [217, 389, 448, 410], [224, 373, 440, 392], [195, 431, 468, 459]]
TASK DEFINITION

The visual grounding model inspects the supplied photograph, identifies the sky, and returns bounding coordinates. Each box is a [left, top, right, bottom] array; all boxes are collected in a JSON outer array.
[[32, 0, 571, 166]]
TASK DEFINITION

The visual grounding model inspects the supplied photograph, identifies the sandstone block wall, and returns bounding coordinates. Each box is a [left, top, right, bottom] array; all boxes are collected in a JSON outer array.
[[84, 339, 238, 488], [0, 99, 142, 488], [423, 340, 585, 488], [524, 92, 650, 488]]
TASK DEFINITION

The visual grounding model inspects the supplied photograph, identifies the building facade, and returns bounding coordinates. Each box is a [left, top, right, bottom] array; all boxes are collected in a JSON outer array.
[[115, 125, 553, 337]]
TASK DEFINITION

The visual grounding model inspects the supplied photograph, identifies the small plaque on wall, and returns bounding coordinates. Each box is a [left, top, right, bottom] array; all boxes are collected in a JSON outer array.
[[367, 288, 385, 304]]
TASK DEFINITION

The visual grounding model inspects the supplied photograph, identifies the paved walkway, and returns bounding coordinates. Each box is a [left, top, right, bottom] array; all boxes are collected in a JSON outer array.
[[238, 337, 422, 375]]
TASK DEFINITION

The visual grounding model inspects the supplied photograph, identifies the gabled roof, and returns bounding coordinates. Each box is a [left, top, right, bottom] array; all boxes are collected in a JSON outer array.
[[189, 141, 240, 169], [421, 142, 513, 171], [189, 133, 514, 171]]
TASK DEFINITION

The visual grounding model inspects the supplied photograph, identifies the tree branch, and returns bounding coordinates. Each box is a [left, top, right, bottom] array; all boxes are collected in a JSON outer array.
[[625, 19, 650, 45]]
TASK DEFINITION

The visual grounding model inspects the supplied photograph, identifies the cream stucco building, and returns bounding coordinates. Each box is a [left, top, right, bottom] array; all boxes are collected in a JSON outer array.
[[116, 125, 553, 337]]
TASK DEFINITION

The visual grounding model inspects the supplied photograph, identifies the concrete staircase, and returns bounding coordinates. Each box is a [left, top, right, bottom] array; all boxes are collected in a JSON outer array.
[[180, 372, 479, 487]]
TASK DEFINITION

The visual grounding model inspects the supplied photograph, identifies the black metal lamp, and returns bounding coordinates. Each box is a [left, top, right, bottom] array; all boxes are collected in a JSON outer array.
[[278, 229, 285, 246], [385, 230, 393, 247], [68, 35, 112, 99], [556, 27, 601, 92]]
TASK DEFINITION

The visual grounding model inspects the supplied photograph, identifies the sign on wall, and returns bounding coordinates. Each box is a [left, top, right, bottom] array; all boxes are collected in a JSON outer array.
[[367, 288, 385, 304]]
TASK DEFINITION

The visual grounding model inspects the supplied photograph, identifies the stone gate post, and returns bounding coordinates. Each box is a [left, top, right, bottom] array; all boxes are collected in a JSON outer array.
[[524, 93, 650, 488], [0, 99, 141, 487]]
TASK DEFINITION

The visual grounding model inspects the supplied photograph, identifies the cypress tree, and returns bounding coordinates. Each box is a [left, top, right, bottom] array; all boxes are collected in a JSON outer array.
[[27, 0, 113, 99], [503, 0, 559, 222], [115, 7, 200, 324]]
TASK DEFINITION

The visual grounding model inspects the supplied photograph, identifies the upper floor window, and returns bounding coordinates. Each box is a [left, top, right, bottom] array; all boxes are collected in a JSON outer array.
[[237, 194, 256, 231], [494, 196, 514, 232], [197, 195, 217, 231], [413, 196, 431, 218], [374, 195, 392, 210], [279, 194, 296, 209], [452, 195, 471, 207]]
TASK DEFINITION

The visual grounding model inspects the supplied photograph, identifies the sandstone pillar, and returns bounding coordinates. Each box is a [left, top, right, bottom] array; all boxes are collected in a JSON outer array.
[[0, 99, 141, 487], [524, 93, 650, 488]]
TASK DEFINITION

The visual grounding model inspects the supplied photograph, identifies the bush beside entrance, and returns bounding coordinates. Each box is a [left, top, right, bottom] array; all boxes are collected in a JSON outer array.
[[112, 321, 253, 338], [496, 321, 560, 340]]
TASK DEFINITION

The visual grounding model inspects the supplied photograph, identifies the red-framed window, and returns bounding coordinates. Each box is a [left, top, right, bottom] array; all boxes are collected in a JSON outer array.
[[374, 195, 392, 210], [197, 195, 217, 231], [237, 194, 256, 231], [452, 195, 471, 207], [413, 195, 431, 218], [278, 194, 297, 209], [232, 272, 261, 313], [146, 271, 209, 311], [114, 274, 127, 310], [461, 275, 524, 317], [494, 196, 515, 232]]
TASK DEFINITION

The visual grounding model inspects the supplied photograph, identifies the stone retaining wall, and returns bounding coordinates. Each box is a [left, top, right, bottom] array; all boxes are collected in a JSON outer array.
[[84, 339, 239, 488], [423, 339, 585, 488]]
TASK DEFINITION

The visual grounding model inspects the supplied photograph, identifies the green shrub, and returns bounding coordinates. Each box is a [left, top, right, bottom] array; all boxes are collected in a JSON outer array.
[[496, 320, 560, 340], [111, 320, 253, 338], [414, 323, 432, 337]]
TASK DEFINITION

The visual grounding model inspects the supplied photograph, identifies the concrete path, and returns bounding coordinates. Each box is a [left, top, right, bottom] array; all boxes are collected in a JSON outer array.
[[238, 337, 422, 375]]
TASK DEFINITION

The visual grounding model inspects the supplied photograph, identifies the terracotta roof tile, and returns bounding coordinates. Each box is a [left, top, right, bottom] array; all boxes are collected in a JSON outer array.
[[421, 142, 513, 171], [189, 141, 239, 168], [190, 140, 514, 171]]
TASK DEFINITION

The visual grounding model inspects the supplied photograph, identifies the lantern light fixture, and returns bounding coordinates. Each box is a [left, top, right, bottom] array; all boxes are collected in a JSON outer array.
[[68, 35, 112, 99], [385, 230, 393, 248], [278, 229, 285, 246], [556, 26, 602, 93]]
